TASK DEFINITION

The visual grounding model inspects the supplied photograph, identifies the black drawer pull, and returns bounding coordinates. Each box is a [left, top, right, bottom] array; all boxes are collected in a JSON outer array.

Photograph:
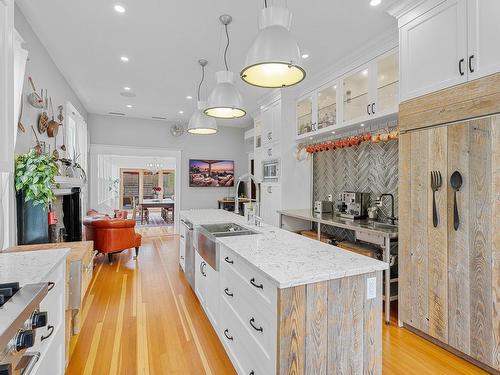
[[250, 278, 263, 289], [250, 372, 255, 375], [469, 55, 474, 73], [249, 318, 263, 333], [41, 325, 54, 341], [459, 58, 465, 76], [224, 288, 234, 297], [366, 104, 371, 115], [47, 282, 55, 292], [371, 102, 375, 115], [223, 329, 233, 341], [224, 257, 234, 264]]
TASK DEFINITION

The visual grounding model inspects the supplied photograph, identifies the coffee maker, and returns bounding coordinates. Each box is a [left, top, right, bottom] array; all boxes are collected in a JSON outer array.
[[336, 191, 370, 219]]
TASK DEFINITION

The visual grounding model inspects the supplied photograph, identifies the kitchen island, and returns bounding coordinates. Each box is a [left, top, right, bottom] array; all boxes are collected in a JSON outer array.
[[180, 209, 388, 375]]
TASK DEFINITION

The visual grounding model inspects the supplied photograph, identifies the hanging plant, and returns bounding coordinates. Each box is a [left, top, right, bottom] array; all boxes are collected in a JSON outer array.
[[15, 150, 59, 208]]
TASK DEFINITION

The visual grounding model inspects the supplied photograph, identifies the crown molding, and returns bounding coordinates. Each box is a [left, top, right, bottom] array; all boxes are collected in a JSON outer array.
[[387, 0, 426, 19]]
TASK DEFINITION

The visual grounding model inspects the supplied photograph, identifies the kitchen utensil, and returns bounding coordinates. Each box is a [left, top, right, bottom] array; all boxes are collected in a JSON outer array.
[[430, 171, 442, 227], [27, 77, 44, 108], [31, 126, 43, 155], [450, 171, 462, 230], [17, 95, 25, 132], [52, 130, 59, 160], [47, 98, 59, 138]]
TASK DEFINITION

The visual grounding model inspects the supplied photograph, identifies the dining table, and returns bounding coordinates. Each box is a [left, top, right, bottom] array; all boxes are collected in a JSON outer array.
[[140, 198, 175, 224]]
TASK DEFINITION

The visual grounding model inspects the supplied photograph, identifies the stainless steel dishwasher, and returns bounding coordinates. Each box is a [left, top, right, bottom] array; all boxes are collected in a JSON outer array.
[[181, 219, 195, 290]]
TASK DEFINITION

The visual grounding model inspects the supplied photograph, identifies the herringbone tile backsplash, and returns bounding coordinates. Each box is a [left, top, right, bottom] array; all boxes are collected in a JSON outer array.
[[313, 139, 399, 241]]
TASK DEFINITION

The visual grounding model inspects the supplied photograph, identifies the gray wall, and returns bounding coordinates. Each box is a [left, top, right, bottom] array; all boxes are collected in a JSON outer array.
[[14, 6, 87, 154], [88, 114, 248, 210]]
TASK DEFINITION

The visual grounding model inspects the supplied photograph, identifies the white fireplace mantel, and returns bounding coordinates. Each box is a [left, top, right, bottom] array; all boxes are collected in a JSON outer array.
[[53, 176, 85, 195]]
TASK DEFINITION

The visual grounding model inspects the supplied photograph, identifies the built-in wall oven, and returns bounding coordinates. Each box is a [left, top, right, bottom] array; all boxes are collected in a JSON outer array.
[[262, 159, 280, 182]]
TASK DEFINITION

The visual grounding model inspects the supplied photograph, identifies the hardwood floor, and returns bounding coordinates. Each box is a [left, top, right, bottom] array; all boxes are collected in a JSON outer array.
[[66, 233, 488, 375]]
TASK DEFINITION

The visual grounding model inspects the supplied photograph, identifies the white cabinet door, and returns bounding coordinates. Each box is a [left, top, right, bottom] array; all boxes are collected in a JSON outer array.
[[400, 0, 468, 101], [254, 148, 263, 183], [261, 184, 282, 227], [261, 105, 273, 146], [205, 263, 219, 328], [467, 0, 500, 80], [179, 238, 186, 271], [194, 252, 206, 304], [271, 100, 281, 143]]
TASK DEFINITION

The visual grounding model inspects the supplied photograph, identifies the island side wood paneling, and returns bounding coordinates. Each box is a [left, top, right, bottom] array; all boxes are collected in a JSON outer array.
[[469, 119, 493, 365], [492, 116, 500, 369], [427, 127, 448, 342], [447, 122, 471, 355], [277, 272, 383, 375]]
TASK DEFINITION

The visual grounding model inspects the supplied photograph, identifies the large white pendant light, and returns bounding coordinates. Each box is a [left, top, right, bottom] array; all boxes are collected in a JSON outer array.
[[204, 15, 246, 119], [188, 59, 218, 135], [241, 4, 305, 88]]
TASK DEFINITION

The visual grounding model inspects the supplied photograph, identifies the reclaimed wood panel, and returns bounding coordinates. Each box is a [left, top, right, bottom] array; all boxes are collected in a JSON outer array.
[[305, 282, 328, 375], [399, 72, 500, 132], [410, 130, 429, 333], [398, 133, 412, 324], [278, 285, 306, 375], [363, 272, 383, 375], [327, 275, 364, 375], [491, 115, 500, 370], [469, 118, 493, 365], [427, 126, 448, 342], [447, 121, 471, 355]]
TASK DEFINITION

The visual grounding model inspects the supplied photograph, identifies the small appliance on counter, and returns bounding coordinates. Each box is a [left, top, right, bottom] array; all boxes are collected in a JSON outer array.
[[336, 191, 370, 219], [314, 200, 333, 213]]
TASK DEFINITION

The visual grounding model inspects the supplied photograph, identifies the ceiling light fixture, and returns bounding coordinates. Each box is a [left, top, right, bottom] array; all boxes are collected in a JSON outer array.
[[188, 59, 218, 135], [370, 0, 382, 6], [240, 3, 305, 88], [126, 104, 133, 108], [186, 95, 193, 100], [204, 15, 246, 119], [178, 110, 184, 114], [120, 56, 129, 62], [114, 4, 125, 13], [301, 53, 309, 59], [123, 86, 131, 91]]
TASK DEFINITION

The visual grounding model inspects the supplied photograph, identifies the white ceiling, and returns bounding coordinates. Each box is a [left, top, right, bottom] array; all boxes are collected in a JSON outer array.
[[16, 0, 397, 128]]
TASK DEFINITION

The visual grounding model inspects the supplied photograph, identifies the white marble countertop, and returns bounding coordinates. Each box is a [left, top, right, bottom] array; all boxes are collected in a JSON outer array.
[[0, 249, 69, 286], [180, 209, 388, 288]]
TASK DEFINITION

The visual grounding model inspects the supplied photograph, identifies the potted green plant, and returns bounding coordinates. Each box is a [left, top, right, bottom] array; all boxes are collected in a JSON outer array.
[[15, 150, 59, 244]]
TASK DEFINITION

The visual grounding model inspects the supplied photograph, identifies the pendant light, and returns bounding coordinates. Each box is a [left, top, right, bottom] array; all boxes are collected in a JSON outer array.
[[188, 59, 218, 135], [240, 2, 305, 88], [204, 15, 246, 119]]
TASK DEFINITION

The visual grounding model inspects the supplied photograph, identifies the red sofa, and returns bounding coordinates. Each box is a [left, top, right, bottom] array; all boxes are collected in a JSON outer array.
[[83, 216, 141, 263]]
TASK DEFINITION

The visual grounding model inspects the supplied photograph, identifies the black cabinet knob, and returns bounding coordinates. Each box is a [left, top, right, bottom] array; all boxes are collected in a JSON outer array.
[[31, 311, 48, 329], [15, 329, 35, 351]]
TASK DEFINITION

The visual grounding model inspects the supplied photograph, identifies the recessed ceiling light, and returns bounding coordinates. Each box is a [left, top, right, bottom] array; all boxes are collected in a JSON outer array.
[[301, 53, 309, 59], [362, 69, 368, 76], [114, 4, 126, 13], [120, 56, 129, 62], [126, 104, 133, 108], [370, 0, 381, 6], [360, 123, 365, 127], [186, 95, 193, 100], [123, 86, 131, 91], [309, 137, 313, 140], [179, 110, 184, 114], [332, 131, 336, 134]]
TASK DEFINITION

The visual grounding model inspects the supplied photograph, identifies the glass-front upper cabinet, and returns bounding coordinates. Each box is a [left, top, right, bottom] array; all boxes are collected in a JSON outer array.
[[296, 96, 313, 136], [317, 83, 337, 130], [342, 65, 371, 125], [375, 51, 399, 116]]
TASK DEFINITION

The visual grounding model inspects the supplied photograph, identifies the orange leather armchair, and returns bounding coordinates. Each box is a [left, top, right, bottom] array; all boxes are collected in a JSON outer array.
[[83, 216, 142, 263]]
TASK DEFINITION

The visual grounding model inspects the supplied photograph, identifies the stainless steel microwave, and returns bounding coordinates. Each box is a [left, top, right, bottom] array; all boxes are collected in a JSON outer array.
[[262, 159, 280, 182]]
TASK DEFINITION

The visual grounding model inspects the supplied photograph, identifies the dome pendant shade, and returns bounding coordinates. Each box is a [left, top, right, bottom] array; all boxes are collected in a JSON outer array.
[[188, 101, 218, 135], [204, 71, 246, 119], [241, 7, 305, 88]]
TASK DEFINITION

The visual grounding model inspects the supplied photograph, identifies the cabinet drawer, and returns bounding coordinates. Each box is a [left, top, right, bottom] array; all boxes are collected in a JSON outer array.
[[221, 267, 276, 361], [220, 246, 277, 311], [32, 324, 65, 375], [219, 297, 273, 375], [262, 143, 280, 160]]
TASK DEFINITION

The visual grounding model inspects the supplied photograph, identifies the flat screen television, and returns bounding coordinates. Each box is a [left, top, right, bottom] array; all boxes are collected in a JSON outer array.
[[189, 159, 235, 187]]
